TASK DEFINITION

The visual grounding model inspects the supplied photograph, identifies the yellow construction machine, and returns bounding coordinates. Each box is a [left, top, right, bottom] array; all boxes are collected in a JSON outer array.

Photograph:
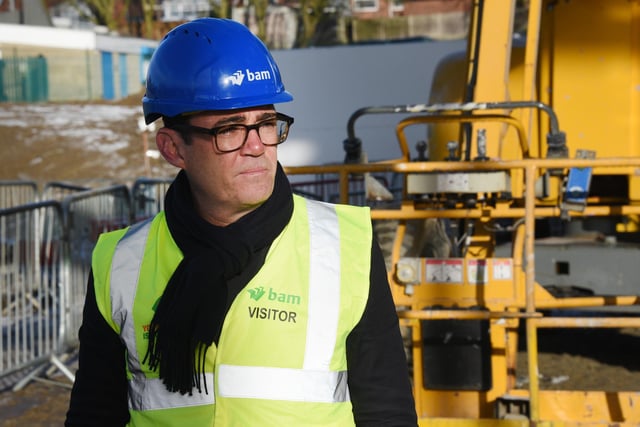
[[287, 0, 640, 425]]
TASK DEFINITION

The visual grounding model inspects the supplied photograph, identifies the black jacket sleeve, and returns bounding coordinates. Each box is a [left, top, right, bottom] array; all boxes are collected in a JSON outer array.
[[65, 272, 130, 427], [347, 237, 418, 426]]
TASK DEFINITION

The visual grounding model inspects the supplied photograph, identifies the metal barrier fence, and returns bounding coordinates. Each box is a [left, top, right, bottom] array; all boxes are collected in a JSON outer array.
[[0, 55, 49, 103], [0, 178, 173, 390], [0, 201, 64, 380], [290, 172, 396, 205], [131, 177, 173, 222], [42, 182, 91, 202], [60, 185, 132, 351], [0, 181, 38, 209]]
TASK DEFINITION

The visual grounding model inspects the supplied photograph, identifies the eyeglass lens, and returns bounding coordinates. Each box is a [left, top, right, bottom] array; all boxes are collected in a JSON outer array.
[[215, 118, 289, 152]]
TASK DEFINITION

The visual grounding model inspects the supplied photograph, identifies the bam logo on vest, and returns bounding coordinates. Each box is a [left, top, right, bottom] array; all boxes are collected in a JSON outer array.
[[246, 286, 300, 323]]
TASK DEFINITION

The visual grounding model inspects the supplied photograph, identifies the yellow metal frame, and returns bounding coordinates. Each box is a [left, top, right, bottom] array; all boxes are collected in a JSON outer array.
[[285, 1, 640, 423], [395, 114, 530, 161], [286, 156, 640, 426]]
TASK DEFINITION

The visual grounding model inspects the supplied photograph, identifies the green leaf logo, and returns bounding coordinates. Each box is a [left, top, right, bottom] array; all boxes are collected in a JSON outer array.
[[247, 286, 266, 301]]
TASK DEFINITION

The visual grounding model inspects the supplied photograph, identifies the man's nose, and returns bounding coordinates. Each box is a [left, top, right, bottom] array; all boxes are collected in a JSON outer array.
[[242, 128, 265, 153]]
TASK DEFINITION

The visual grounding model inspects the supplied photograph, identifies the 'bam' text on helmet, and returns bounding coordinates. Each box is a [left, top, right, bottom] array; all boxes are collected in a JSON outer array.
[[225, 69, 272, 86]]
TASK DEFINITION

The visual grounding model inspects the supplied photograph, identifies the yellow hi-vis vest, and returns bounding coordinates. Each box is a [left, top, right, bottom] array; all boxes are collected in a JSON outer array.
[[91, 195, 372, 427]]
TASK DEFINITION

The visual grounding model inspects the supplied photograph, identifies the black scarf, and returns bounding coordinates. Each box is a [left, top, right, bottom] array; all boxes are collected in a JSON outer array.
[[144, 163, 293, 395]]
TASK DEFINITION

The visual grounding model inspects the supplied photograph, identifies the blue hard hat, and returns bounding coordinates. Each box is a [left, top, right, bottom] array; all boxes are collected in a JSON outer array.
[[142, 18, 293, 124]]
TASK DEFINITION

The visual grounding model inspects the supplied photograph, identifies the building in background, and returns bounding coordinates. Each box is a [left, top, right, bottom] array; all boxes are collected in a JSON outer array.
[[0, 0, 52, 26], [1, 0, 471, 46], [348, 0, 471, 40], [0, 22, 157, 102], [0, 0, 471, 102]]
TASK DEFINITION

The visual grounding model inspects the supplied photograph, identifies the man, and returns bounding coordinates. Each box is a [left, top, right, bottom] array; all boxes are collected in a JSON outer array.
[[65, 18, 417, 426]]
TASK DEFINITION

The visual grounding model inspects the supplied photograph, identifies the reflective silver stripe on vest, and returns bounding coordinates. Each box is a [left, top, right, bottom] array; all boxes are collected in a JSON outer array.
[[304, 200, 341, 372], [129, 374, 214, 410], [218, 365, 348, 402], [110, 218, 215, 411], [219, 200, 350, 403]]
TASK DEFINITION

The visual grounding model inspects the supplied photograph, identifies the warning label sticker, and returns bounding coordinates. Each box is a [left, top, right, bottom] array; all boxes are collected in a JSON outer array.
[[492, 259, 513, 280], [425, 259, 463, 284], [467, 259, 488, 284]]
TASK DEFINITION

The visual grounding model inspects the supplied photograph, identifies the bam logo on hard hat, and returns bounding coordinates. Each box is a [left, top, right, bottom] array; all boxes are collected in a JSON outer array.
[[224, 69, 272, 86]]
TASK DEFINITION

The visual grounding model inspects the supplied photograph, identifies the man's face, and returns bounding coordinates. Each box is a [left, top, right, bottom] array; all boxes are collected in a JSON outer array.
[[159, 105, 280, 226]]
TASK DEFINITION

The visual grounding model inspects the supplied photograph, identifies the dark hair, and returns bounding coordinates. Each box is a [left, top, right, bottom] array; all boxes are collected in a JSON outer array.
[[162, 115, 194, 145]]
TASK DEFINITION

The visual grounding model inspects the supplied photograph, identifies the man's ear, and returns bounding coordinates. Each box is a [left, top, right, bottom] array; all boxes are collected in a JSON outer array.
[[156, 128, 186, 169]]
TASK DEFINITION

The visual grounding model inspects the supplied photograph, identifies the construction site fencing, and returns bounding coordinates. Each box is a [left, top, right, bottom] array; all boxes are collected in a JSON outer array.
[[0, 181, 38, 209], [131, 177, 174, 222], [60, 185, 132, 352], [0, 55, 49, 103], [0, 178, 177, 390], [42, 182, 91, 202], [289, 172, 398, 206], [0, 200, 65, 383]]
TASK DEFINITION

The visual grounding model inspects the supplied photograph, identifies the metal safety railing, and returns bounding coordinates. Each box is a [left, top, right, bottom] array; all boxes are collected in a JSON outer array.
[[0, 201, 64, 381], [131, 177, 173, 222], [285, 158, 640, 425], [0, 55, 49, 103], [42, 182, 91, 202], [0, 181, 39, 209], [60, 185, 132, 352], [0, 178, 173, 390], [290, 172, 397, 206]]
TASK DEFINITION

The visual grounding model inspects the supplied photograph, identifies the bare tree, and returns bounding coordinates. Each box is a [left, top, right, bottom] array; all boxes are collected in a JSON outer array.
[[67, 0, 119, 30], [298, 0, 327, 46], [249, 0, 269, 41], [140, 0, 155, 38], [215, 0, 231, 19]]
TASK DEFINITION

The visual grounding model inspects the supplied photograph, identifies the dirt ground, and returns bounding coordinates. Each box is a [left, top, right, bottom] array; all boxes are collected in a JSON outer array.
[[0, 372, 74, 426], [1, 96, 640, 424], [0, 94, 178, 187], [2, 327, 640, 425]]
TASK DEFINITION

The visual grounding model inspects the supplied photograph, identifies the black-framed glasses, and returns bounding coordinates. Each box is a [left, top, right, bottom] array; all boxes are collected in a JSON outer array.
[[169, 112, 294, 153]]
